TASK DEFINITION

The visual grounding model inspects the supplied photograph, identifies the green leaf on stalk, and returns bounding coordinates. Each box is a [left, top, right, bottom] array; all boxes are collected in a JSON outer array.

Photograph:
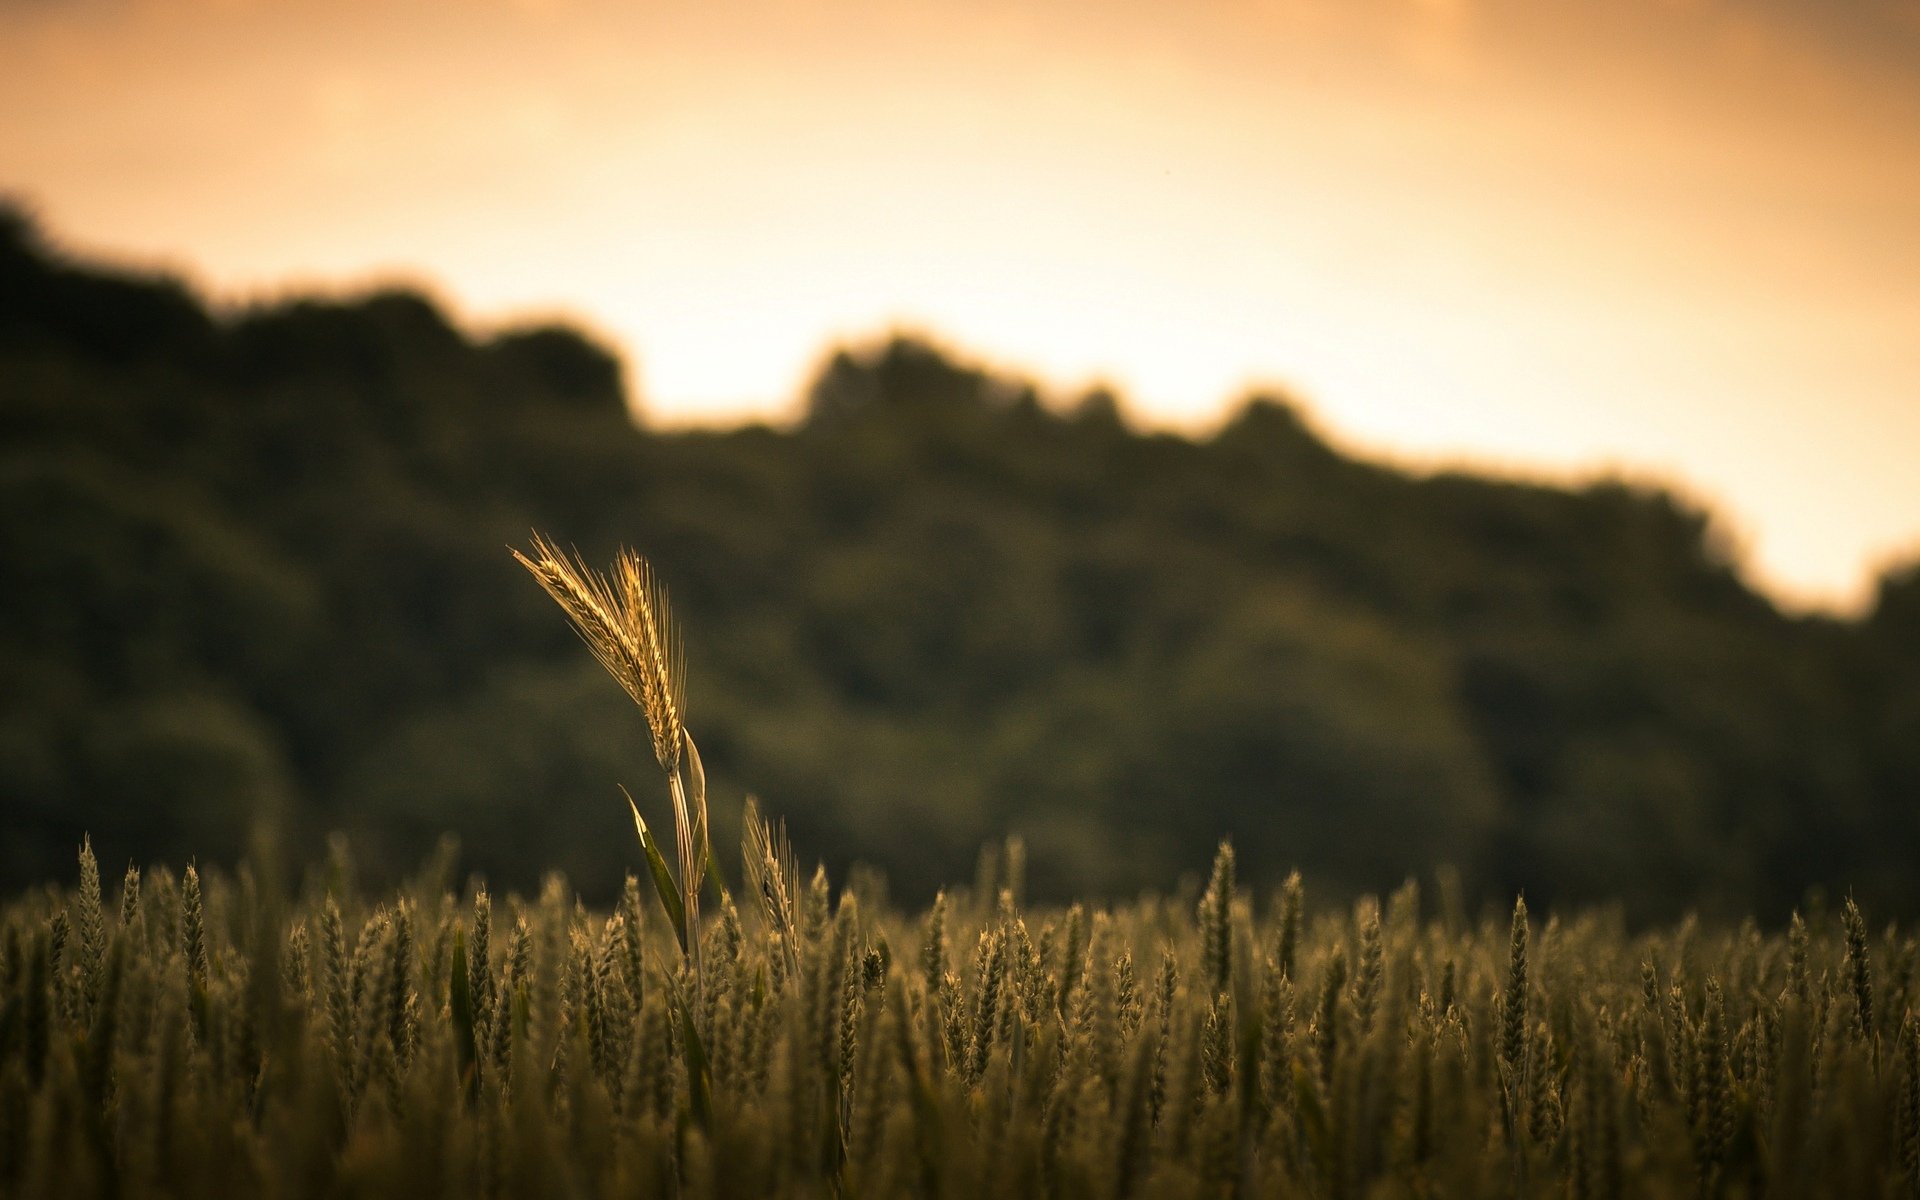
[[624, 786, 687, 954], [678, 1006, 714, 1131]]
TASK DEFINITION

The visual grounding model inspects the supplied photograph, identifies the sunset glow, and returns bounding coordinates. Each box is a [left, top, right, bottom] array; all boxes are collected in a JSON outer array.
[[4, 0, 1917, 611]]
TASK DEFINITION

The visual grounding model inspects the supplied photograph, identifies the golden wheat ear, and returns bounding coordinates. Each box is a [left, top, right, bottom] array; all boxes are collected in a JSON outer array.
[[613, 548, 684, 774], [743, 794, 800, 977], [511, 535, 644, 702], [512, 535, 685, 774], [516, 533, 705, 980]]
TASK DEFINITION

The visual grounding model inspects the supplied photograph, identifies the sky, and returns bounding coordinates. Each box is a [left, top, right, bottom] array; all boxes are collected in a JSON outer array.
[[3, 0, 1918, 613]]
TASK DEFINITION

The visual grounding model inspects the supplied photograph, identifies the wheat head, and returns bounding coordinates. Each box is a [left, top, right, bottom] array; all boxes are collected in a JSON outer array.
[[511, 534, 685, 773]]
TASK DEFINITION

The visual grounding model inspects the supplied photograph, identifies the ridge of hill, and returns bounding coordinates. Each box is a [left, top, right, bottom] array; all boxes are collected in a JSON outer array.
[[3, 208, 1917, 917]]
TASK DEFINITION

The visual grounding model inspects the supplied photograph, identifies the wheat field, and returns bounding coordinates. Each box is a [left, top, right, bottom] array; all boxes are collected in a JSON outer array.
[[0, 835, 1915, 1198], [3, 542, 1911, 1197]]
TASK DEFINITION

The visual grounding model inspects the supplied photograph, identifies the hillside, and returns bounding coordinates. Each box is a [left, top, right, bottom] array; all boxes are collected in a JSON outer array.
[[2, 207, 1916, 917]]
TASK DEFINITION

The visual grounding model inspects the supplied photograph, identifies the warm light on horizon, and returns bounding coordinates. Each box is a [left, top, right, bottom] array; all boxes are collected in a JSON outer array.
[[4, 0, 1917, 613]]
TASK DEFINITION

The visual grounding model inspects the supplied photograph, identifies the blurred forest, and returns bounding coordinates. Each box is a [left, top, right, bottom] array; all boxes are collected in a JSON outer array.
[[3, 207, 1917, 919]]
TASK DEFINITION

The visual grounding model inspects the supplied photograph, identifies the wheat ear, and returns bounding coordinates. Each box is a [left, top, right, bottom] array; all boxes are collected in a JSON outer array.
[[511, 534, 684, 773], [515, 535, 704, 981], [743, 795, 800, 977]]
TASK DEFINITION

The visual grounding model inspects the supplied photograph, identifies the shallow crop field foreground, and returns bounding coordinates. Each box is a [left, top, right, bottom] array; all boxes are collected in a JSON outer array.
[[1, 839, 1916, 1199]]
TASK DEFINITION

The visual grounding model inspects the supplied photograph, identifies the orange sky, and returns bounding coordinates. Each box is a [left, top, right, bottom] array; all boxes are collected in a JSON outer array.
[[4, 0, 1918, 613]]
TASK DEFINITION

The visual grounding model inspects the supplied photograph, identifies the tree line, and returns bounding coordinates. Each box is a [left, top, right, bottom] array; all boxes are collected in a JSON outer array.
[[2, 206, 1916, 918]]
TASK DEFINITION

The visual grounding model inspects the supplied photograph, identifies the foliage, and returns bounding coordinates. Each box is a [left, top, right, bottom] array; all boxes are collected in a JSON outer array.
[[3, 837, 1919, 1197], [4, 208, 1920, 915]]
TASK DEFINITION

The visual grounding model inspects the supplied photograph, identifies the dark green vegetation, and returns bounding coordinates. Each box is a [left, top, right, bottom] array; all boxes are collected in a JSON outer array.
[[5, 837, 1920, 1198], [4, 206, 1920, 915]]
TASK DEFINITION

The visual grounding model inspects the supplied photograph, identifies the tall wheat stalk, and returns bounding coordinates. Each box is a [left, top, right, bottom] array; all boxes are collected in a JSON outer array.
[[513, 534, 712, 981]]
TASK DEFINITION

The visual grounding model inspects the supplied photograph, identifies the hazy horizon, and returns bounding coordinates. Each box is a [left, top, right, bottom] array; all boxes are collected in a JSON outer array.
[[5, 0, 1918, 612]]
